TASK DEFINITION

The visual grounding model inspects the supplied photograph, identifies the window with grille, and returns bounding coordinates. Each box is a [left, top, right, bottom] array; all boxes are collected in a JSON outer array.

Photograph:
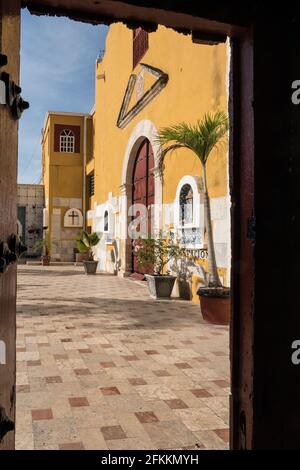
[[88, 173, 95, 197], [133, 27, 149, 69], [104, 210, 109, 232], [180, 184, 193, 226], [59, 129, 75, 153]]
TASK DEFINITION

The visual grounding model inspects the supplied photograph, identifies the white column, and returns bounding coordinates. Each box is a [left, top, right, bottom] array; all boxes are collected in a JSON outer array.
[[152, 166, 163, 236], [118, 183, 132, 277]]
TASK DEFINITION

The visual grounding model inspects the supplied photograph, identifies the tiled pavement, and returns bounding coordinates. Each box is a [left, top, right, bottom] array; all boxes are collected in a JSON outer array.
[[16, 265, 230, 450]]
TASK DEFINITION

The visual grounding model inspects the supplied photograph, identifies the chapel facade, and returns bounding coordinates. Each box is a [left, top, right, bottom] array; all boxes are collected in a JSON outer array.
[[41, 24, 230, 301]]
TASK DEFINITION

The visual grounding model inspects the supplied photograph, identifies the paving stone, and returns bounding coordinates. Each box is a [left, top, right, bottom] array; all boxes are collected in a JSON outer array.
[[31, 409, 53, 421], [69, 397, 89, 407], [101, 425, 126, 440], [59, 441, 85, 450], [16, 265, 229, 450], [135, 411, 159, 424]]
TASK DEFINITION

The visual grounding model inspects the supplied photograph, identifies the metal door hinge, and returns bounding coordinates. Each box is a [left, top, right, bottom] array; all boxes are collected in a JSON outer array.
[[0, 407, 14, 442], [0, 53, 29, 119], [0, 234, 27, 274], [0, 54, 8, 68]]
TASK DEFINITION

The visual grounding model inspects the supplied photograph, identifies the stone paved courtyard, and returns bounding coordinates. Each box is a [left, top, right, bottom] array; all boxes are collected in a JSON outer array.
[[16, 265, 230, 450]]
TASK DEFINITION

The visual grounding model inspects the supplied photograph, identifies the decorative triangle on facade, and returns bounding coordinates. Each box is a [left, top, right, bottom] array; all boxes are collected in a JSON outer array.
[[116, 63, 168, 129]]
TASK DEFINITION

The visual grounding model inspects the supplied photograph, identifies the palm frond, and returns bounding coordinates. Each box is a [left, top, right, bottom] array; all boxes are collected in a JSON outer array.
[[157, 143, 190, 176], [157, 111, 229, 168]]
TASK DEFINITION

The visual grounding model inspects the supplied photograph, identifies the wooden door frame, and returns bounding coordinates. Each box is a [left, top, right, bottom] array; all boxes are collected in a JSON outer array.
[[228, 32, 254, 449], [0, 0, 21, 451], [1, 2, 256, 449]]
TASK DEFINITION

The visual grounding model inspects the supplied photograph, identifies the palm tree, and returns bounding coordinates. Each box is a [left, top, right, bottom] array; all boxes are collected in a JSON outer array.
[[157, 111, 229, 288]]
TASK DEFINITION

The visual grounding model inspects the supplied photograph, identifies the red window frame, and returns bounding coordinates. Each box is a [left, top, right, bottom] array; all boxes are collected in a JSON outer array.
[[133, 27, 149, 69]]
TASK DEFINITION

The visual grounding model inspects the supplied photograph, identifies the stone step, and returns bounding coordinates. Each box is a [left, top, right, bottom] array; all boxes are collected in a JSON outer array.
[[26, 261, 79, 266]]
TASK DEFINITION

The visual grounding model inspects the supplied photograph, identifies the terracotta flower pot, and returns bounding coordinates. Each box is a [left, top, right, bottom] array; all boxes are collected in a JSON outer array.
[[41, 255, 51, 266], [145, 274, 176, 299], [197, 287, 230, 325]]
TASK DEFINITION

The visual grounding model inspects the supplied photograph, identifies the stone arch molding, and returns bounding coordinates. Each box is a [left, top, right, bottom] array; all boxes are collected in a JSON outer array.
[[121, 119, 161, 187], [64, 208, 83, 228], [119, 119, 163, 275]]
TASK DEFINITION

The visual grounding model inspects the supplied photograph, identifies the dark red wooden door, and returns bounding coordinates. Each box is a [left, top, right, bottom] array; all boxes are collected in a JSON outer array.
[[132, 139, 154, 274]]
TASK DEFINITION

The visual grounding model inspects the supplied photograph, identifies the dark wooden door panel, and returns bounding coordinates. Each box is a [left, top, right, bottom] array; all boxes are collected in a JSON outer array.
[[148, 175, 155, 199], [229, 32, 255, 450], [132, 139, 155, 274], [133, 179, 147, 201], [0, 0, 20, 451]]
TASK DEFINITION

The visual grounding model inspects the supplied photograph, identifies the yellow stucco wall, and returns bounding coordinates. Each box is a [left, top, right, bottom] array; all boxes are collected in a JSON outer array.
[[41, 24, 229, 294], [90, 24, 229, 298], [92, 23, 228, 206], [42, 128, 50, 204]]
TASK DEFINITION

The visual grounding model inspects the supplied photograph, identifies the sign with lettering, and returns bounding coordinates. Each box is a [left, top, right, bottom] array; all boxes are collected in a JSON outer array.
[[178, 227, 204, 249]]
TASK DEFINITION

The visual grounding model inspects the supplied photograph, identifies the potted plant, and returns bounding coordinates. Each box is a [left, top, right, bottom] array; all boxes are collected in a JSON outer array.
[[158, 111, 230, 324], [169, 255, 194, 300], [74, 247, 89, 263], [134, 232, 184, 299], [76, 230, 102, 274], [33, 232, 54, 266]]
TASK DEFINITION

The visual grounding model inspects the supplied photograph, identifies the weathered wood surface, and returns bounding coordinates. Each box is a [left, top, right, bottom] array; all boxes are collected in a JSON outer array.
[[0, 0, 20, 451]]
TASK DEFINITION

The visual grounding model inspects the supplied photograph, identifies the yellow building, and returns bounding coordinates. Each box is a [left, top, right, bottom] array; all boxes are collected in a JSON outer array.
[[41, 111, 93, 261], [87, 24, 230, 300], [42, 24, 230, 301]]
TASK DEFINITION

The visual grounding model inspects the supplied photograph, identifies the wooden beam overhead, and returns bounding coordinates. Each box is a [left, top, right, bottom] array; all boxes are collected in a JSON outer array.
[[22, 0, 250, 37]]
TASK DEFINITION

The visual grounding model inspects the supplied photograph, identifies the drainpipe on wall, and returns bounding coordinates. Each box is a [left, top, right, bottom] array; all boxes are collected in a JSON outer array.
[[83, 116, 87, 230]]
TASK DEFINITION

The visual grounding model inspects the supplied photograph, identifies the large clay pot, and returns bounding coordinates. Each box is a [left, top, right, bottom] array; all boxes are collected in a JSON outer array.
[[83, 260, 98, 275], [145, 274, 176, 299], [41, 255, 51, 266], [197, 287, 230, 325], [177, 279, 192, 300]]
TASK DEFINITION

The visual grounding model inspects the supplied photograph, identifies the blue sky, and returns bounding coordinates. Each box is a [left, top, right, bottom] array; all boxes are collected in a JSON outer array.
[[18, 9, 108, 183]]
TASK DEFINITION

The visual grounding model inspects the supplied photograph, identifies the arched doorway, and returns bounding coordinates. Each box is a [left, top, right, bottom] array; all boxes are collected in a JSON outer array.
[[131, 138, 155, 275]]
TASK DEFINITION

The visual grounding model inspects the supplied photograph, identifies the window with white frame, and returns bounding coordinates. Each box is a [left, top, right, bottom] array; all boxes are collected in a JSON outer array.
[[174, 176, 204, 249], [60, 129, 75, 153]]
